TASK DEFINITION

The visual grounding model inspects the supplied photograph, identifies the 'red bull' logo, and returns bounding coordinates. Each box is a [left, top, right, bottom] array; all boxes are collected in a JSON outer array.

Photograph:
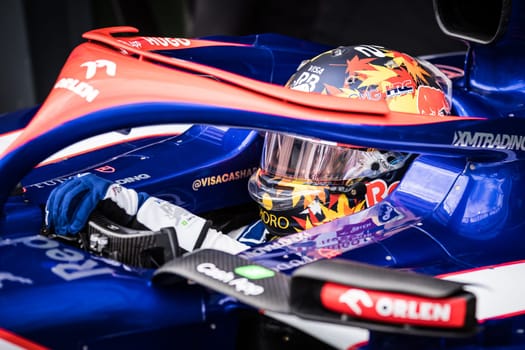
[[417, 85, 450, 116], [365, 179, 399, 208]]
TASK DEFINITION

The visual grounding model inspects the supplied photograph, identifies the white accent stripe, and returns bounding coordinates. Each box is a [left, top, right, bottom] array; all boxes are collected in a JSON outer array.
[[0, 338, 27, 350], [44, 125, 192, 164], [441, 261, 525, 321], [0, 130, 22, 154], [0, 124, 193, 165]]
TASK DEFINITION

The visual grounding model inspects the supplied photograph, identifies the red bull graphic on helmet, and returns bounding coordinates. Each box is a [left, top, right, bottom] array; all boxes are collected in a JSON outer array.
[[289, 45, 451, 116], [365, 179, 399, 208], [417, 85, 450, 116]]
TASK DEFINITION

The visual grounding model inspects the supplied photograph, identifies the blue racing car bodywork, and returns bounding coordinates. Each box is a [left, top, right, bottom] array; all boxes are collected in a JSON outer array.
[[0, 0, 524, 349]]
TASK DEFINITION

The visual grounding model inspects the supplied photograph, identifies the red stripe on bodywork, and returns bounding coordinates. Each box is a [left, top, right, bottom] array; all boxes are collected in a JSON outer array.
[[2, 27, 484, 157]]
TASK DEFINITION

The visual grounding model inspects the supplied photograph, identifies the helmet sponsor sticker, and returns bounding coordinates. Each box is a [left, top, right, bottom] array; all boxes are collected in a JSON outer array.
[[365, 179, 399, 207], [417, 85, 450, 115], [289, 72, 321, 92], [259, 208, 290, 231]]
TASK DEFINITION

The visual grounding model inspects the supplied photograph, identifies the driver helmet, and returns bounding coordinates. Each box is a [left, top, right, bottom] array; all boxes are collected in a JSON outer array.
[[248, 45, 452, 235]]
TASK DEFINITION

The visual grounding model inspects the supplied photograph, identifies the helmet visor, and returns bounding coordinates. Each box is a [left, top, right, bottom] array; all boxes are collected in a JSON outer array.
[[260, 132, 408, 183]]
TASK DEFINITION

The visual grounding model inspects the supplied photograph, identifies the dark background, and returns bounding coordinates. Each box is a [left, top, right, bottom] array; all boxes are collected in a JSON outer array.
[[0, 0, 466, 113]]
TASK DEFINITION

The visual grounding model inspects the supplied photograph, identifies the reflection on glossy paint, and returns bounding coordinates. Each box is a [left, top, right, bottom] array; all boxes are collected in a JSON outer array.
[[447, 163, 512, 239]]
